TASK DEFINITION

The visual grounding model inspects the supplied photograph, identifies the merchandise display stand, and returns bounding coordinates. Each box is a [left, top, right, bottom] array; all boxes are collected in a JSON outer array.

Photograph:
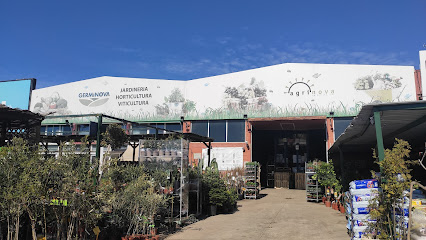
[[305, 162, 322, 202], [267, 164, 275, 187], [244, 162, 260, 199]]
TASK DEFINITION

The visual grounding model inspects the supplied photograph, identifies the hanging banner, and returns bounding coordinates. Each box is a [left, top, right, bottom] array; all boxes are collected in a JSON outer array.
[[202, 147, 244, 171]]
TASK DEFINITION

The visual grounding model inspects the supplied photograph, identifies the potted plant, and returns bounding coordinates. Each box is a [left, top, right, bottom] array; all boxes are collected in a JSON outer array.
[[202, 165, 229, 215], [313, 160, 339, 208], [158, 140, 165, 156], [339, 201, 345, 214], [143, 139, 154, 156], [152, 140, 159, 156]]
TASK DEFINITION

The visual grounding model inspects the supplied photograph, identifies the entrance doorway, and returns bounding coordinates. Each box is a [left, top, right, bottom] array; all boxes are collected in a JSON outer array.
[[251, 118, 326, 188]]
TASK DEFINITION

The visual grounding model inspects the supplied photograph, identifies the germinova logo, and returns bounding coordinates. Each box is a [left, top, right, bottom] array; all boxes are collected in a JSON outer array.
[[284, 78, 335, 97], [78, 90, 110, 107]]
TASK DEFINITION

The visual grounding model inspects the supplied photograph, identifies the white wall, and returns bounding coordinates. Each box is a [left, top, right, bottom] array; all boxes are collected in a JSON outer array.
[[30, 63, 417, 121]]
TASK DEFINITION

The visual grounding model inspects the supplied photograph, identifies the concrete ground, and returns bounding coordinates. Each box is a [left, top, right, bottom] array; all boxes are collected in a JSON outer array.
[[166, 188, 349, 240]]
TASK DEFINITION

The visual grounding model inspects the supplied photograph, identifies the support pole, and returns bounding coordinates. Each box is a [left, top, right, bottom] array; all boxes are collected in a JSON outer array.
[[373, 111, 385, 162], [208, 142, 211, 167], [96, 114, 103, 160], [180, 137, 183, 223], [130, 142, 139, 162]]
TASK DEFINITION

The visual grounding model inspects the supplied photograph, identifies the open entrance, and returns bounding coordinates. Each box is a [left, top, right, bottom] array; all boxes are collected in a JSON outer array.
[[251, 117, 327, 189]]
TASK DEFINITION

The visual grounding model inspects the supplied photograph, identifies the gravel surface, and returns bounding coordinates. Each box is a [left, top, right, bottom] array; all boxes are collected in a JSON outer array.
[[166, 188, 349, 240]]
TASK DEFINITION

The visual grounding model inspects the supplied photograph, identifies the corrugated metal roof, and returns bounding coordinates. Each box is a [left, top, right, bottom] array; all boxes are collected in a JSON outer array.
[[330, 101, 426, 152]]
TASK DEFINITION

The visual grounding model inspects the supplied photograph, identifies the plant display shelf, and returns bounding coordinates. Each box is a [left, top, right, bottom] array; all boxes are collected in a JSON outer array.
[[244, 162, 260, 199], [305, 162, 322, 202], [267, 164, 275, 187]]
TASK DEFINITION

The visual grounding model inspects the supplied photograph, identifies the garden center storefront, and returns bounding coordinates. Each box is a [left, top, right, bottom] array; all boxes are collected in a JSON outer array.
[[30, 61, 419, 188]]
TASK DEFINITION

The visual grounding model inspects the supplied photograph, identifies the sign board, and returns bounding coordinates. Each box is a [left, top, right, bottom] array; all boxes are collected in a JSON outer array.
[[30, 63, 416, 120], [202, 147, 243, 170], [0, 79, 36, 110]]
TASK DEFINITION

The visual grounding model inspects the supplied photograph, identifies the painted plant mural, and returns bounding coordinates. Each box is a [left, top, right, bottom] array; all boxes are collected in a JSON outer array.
[[354, 73, 404, 103], [155, 88, 196, 116], [223, 77, 270, 111], [33, 92, 70, 115]]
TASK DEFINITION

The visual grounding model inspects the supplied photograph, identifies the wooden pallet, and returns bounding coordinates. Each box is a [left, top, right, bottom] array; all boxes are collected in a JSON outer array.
[[274, 172, 290, 188]]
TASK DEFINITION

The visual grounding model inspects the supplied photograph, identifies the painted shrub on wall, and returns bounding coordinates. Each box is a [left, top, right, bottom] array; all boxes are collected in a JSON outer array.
[[30, 63, 417, 121]]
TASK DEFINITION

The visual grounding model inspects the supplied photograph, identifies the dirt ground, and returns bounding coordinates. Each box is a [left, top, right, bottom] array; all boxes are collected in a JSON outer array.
[[166, 188, 349, 240]]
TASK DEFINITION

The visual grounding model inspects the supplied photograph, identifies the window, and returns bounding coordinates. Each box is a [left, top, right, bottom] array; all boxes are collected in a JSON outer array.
[[334, 117, 354, 140], [78, 125, 90, 135], [165, 123, 182, 132], [130, 123, 182, 135], [227, 120, 245, 142], [40, 126, 46, 135], [209, 121, 226, 142], [62, 125, 72, 135], [45, 126, 60, 136], [191, 120, 245, 142], [192, 121, 208, 137], [132, 125, 148, 135]]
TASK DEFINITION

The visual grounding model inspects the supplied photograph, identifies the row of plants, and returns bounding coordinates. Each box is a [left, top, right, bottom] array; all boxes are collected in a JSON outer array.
[[0, 124, 174, 240], [141, 138, 182, 151], [314, 139, 421, 240], [0, 136, 168, 240], [311, 159, 347, 214], [0, 124, 242, 240]]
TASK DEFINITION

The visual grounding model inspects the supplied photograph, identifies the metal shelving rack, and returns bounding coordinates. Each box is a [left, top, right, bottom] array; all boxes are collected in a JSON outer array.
[[267, 164, 275, 187], [244, 162, 260, 199], [305, 162, 322, 202]]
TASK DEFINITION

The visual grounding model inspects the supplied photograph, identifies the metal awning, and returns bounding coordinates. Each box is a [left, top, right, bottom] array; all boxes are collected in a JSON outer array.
[[329, 101, 426, 154]]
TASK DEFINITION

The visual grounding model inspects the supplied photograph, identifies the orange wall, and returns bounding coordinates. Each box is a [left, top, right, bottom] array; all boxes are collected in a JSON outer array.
[[415, 69, 423, 100], [187, 120, 252, 167], [326, 117, 335, 150]]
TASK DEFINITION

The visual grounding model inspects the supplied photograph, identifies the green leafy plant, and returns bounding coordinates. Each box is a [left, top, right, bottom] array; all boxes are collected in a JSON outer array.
[[246, 181, 257, 187], [367, 139, 416, 239], [313, 160, 339, 194], [202, 167, 227, 208], [245, 162, 259, 166], [102, 123, 129, 150]]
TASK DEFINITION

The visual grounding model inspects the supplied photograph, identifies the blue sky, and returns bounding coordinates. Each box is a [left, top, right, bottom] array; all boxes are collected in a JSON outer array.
[[1, 1, 425, 89]]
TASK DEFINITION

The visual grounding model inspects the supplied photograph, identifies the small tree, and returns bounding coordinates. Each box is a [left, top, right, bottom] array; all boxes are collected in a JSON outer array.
[[102, 124, 129, 150], [102, 161, 166, 237], [313, 160, 339, 199], [51, 140, 102, 240], [202, 164, 230, 209], [0, 138, 30, 240], [0, 137, 51, 240], [368, 139, 415, 239]]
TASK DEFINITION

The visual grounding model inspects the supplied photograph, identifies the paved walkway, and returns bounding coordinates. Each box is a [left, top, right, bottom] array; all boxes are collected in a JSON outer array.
[[166, 188, 349, 240]]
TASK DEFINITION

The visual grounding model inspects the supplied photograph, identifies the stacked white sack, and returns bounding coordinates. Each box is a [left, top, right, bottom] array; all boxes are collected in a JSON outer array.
[[349, 179, 380, 240]]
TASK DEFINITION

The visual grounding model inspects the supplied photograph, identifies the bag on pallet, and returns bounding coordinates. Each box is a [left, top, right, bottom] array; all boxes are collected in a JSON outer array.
[[352, 226, 368, 239], [350, 188, 380, 197], [353, 218, 377, 227], [352, 202, 371, 215], [349, 179, 378, 190]]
